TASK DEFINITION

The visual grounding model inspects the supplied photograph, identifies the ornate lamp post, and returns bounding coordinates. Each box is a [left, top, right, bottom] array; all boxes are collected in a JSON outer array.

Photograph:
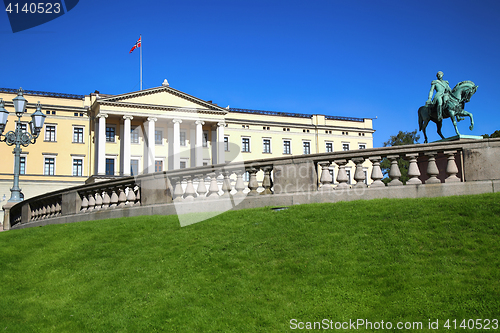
[[0, 88, 46, 203]]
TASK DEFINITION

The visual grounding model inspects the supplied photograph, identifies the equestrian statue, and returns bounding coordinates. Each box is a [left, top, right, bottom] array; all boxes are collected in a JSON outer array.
[[418, 71, 478, 143]]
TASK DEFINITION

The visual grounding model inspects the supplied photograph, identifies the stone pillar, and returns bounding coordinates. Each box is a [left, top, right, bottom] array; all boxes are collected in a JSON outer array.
[[97, 113, 108, 175], [368, 156, 385, 187], [318, 161, 333, 191], [195, 120, 205, 167], [122, 116, 133, 176], [172, 119, 182, 170], [425, 152, 441, 184], [444, 150, 460, 183], [334, 159, 349, 189], [406, 153, 422, 185], [352, 157, 367, 188], [217, 122, 225, 164], [387, 155, 403, 186], [145, 117, 157, 174]]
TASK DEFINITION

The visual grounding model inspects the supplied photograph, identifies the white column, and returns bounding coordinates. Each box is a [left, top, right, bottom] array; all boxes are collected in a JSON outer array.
[[97, 113, 108, 175], [217, 122, 225, 164], [122, 116, 133, 176], [172, 119, 182, 169], [195, 120, 204, 167], [146, 117, 157, 174]]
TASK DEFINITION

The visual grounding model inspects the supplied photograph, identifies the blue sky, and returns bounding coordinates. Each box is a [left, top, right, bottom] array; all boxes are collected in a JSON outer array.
[[1, 0, 499, 147]]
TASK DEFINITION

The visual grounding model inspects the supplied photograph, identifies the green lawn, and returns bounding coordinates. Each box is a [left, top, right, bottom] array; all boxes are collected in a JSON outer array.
[[1, 193, 499, 332]]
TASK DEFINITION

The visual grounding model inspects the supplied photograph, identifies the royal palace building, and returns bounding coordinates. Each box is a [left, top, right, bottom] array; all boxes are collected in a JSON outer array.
[[0, 81, 374, 225]]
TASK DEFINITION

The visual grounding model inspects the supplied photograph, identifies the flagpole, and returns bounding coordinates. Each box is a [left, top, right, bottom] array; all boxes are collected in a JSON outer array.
[[140, 34, 142, 90]]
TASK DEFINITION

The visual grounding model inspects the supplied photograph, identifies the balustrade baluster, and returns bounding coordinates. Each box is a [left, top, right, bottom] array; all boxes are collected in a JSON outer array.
[[87, 193, 96, 211], [406, 153, 422, 185], [109, 189, 119, 208], [94, 191, 103, 210], [334, 159, 349, 189], [352, 157, 367, 188], [55, 202, 61, 216], [318, 161, 334, 191], [207, 173, 220, 198], [234, 171, 246, 196], [80, 192, 88, 212], [220, 172, 232, 197], [102, 190, 111, 209], [134, 186, 141, 206], [126, 185, 136, 205], [172, 177, 185, 202], [368, 156, 385, 187], [387, 155, 403, 186], [196, 174, 208, 199], [184, 176, 197, 200], [118, 186, 127, 207], [444, 150, 460, 182], [41, 204, 47, 219], [260, 167, 273, 195], [425, 152, 440, 184], [247, 168, 260, 195]]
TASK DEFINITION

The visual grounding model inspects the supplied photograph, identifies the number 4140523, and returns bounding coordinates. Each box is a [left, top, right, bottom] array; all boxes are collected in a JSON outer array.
[[5, 3, 61, 14]]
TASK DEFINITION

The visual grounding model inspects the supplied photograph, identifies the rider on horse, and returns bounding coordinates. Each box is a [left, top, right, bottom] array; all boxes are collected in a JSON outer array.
[[426, 71, 451, 121]]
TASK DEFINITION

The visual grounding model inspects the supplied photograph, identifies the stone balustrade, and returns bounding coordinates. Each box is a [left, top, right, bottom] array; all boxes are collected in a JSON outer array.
[[4, 138, 500, 230]]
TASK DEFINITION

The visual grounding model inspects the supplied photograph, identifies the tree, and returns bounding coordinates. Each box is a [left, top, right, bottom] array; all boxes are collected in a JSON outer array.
[[380, 130, 420, 184], [483, 130, 500, 138]]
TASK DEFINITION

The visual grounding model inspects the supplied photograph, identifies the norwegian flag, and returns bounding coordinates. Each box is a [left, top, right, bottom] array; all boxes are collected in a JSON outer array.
[[129, 37, 141, 53]]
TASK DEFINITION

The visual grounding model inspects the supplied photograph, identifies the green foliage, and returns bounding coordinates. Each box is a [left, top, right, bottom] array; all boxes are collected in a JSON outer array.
[[1, 193, 500, 332], [482, 130, 500, 138], [380, 130, 420, 184]]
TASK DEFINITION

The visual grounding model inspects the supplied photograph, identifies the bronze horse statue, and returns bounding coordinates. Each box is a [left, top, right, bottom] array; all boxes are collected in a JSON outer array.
[[418, 81, 478, 143]]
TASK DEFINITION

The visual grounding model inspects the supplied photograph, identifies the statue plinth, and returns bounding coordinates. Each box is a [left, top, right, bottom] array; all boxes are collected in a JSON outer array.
[[433, 134, 484, 143]]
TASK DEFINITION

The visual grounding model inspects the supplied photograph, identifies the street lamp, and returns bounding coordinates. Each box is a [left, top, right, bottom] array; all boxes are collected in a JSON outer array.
[[0, 88, 46, 203]]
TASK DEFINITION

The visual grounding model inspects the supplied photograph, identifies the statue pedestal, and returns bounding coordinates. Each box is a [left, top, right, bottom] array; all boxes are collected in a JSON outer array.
[[433, 134, 483, 142]]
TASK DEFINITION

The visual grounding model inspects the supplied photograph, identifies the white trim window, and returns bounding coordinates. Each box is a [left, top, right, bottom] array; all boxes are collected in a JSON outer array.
[[44, 157, 56, 175], [105, 126, 116, 142], [180, 131, 186, 146], [242, 137, 250, 152], [303, 141, 311, 155], [19, 155, 27, 175], [358, 143, 366, 150], [224, 136, 229, 151], [44, 124, 56, 142], [263, 138, 271, 154], [131, 126, 140, 144], [342, 142, 350, 151], [73, 126, 84, 143], [73, 158, 84, 176], [283, 140, 291, 155], [325, 142, 333, 153], [155, 129, 163, 145]]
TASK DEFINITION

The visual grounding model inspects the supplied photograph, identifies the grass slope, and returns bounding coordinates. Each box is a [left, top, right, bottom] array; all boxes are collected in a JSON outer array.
[[1, 193, 500, 332]]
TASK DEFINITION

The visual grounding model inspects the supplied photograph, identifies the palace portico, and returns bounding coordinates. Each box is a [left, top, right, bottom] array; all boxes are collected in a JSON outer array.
[[91, 83, 228, 178]]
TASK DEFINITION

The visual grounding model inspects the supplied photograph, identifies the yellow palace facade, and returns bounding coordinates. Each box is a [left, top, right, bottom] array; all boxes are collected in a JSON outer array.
[[0, 81, 374, 225]]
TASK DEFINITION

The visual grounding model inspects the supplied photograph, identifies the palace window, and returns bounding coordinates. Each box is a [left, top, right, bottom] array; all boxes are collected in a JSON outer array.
[[155, 160, 163, 172], [342, 143, 350, 151], [242, 138, 250, 152], [131, 126, 140, 143], [44, 157, 55, 175], [105, 158, 114, 176], [224, 137, 229, 151], [44, 125, 56, 142], [263, 139, 271, 153], [283, 140, 291, 154], [203, 131, 208, 147], [106, 126, 115, 142], [155, 130, 163, 145], [73, 158, 83, 176], [303, 141, 311, 155], [130, 160, 139, 176], [326, 142, 333, 153], [73, 127, 84, 143], [20, 156, 26, 175], [180, 131, 186, 146], [358, 144, 366, 150]]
